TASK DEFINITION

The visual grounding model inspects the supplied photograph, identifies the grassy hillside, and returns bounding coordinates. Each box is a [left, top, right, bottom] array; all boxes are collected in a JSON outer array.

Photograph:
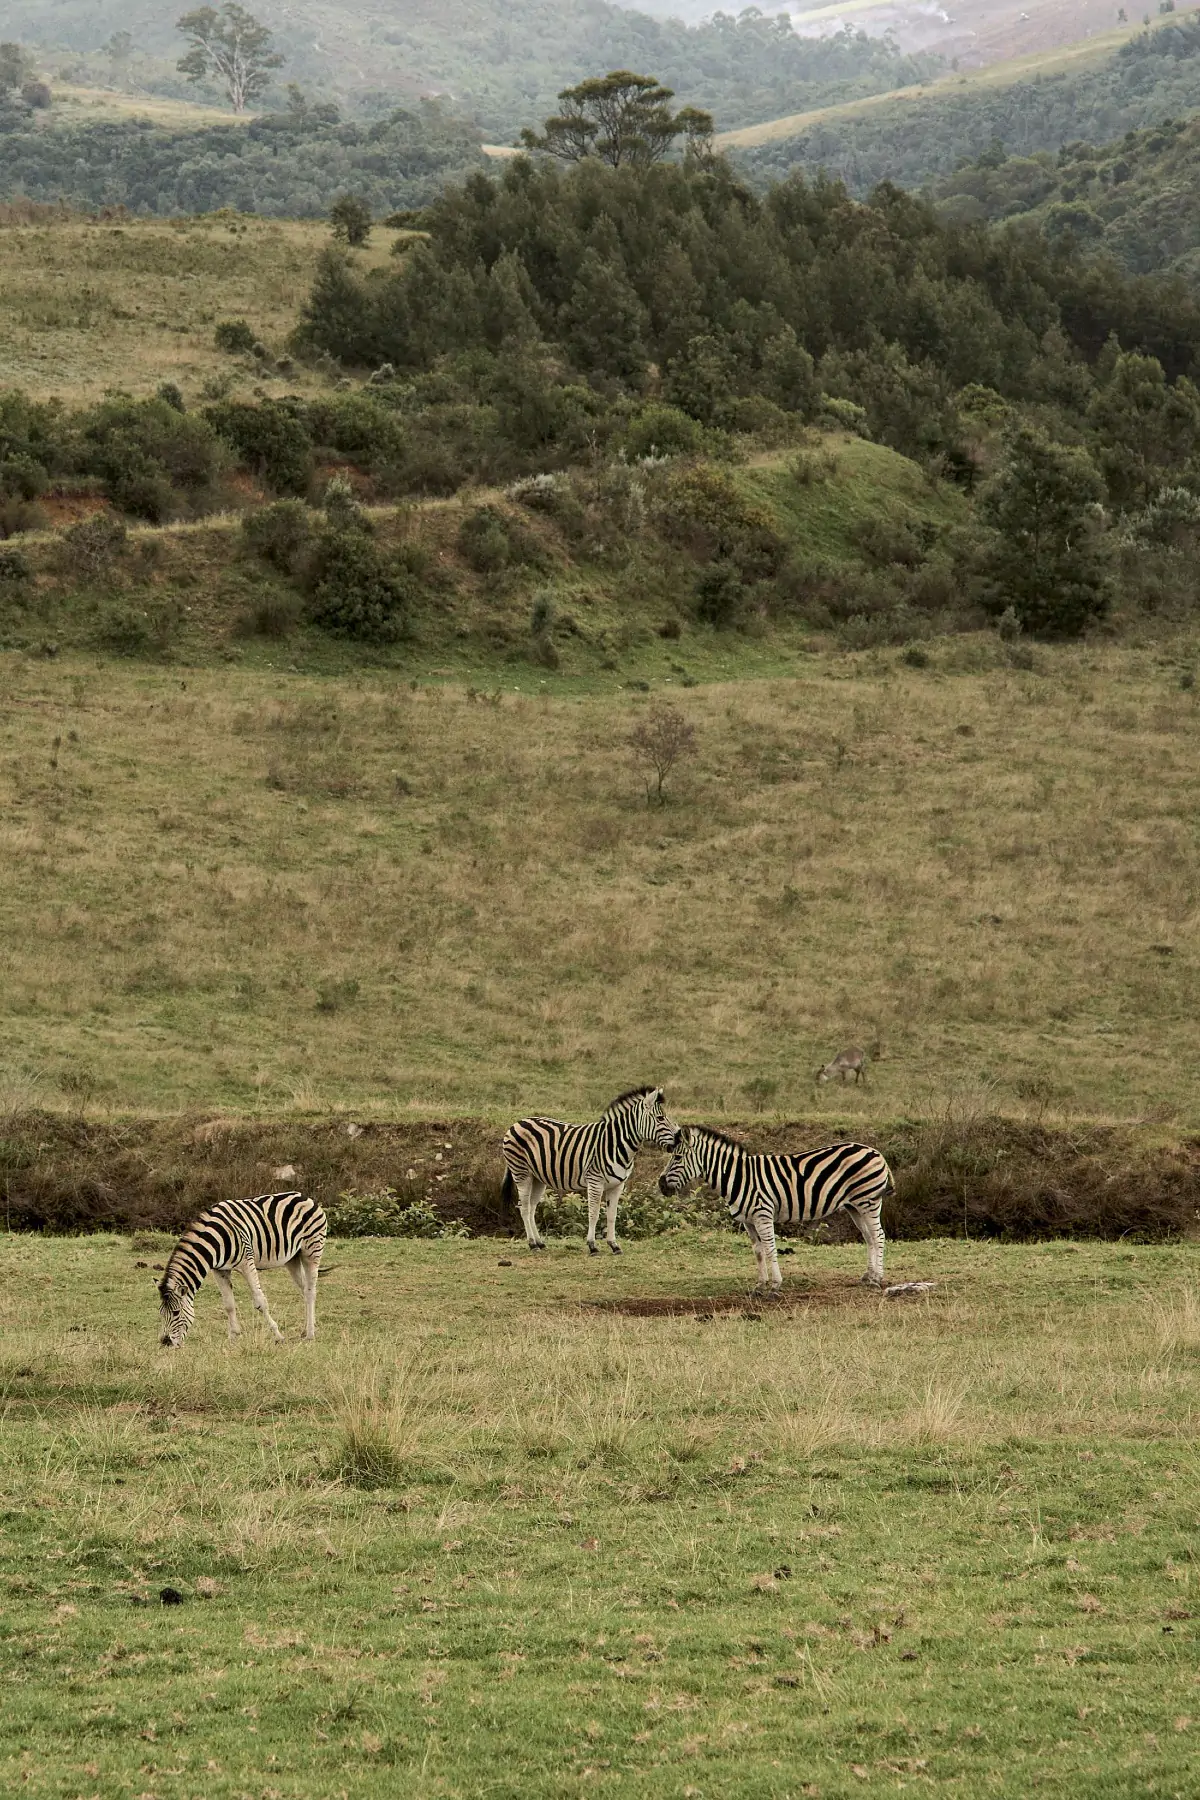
[[730, 14, 1200, 198], [2, 1232, 1200, 1795], [0, 215, 395, 406], [0, 624, 1197, 1124], [936, 112, 1200, 279]]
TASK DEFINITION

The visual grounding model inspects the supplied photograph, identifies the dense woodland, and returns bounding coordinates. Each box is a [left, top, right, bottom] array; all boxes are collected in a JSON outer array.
[[934, 113, 1200, 280], [739, 16, 1200, 196], [0, 101, 484, 217]]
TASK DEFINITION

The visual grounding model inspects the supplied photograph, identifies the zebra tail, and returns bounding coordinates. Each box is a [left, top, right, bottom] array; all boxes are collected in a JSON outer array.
[[501, 1169, 516, 1210]]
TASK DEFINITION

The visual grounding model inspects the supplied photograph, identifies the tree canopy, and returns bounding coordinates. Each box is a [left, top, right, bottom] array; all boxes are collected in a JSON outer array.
[[176, 4, 283, 113], [520, 70, 711, 167]]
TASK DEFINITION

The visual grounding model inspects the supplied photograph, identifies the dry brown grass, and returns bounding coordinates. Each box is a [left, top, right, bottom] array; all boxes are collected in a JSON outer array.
[[0, 215, 394, 406], [0, 639, 1197, 1122]]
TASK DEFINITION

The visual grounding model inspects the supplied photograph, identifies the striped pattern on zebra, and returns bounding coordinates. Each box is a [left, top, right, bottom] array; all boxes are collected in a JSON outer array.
[[158, 1190, 328, 1347], [657, 1127, 894, 1291], [501, 1087, 680, 1255]]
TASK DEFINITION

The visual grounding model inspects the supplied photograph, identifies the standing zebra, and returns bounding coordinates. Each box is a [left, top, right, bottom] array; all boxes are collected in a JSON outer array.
[[501, 1087, 680, 1254], [657, 1127, 893, 1291], [157, 1190, 327, 1348]]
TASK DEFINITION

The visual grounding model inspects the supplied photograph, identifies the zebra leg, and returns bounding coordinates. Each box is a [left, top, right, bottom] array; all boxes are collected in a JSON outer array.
[[744, 1218, 767, 1290], [239, 1261, 285, 1341], [604, 1179, 624, 1254], [211, 1268, 242, 1341], [517, 1176, 547, 1250], [757, 1215, 784, 1292], [286, 1254, 320, 1340], [585, 1177, 605, 1254], [847, 1204, 886, 1287]]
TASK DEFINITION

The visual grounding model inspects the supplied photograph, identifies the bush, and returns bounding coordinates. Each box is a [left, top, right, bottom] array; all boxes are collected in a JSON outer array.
[[0, 545, 32, 584], [205, 400, 313, 496], [658, 462, 785, 580], [305, 525, 416, 641], [240, 498, 312, 572], [57, 513, 126, 582], [325, 1188, 469, 1238], [0, 454, 48, 501], [458, 504, 513, 574], [622, 404, 705, 461], [694, 558, 744, 627], [213, 319, 257, 355], [236, 593, 303, 639]]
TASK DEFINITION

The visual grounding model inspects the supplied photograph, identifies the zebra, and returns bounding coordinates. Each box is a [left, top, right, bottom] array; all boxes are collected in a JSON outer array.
[[157, 1190, 327, 1348], [657, 1126, 894, 1292], [501, 1086, 680, 1255]]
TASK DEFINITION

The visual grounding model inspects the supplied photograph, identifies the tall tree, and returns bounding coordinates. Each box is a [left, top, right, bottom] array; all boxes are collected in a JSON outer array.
[[520, 71, 712, 169], [176, 5, 282, 114], [977, 424, 1111, 637]]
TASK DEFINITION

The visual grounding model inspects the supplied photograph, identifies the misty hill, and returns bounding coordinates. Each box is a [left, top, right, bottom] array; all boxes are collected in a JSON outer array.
[[6, 0, 941, 136], [734, 15, 1200, 198]]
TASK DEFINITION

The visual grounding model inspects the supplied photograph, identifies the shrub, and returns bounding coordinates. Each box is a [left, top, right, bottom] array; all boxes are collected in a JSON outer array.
[[458, 504, 512, 574], [213, 319, 257, 355], [325, 1188, 470, 1238], [305, 526, 415, 641], [0, 454, 48, 501], [95, 605, 152, 655], [205, 400, 313, 496], [622, 403, 704, 461], [240, 498, 312, 572], [657, 462, 785, 580], [156, 382, 186, 414], [0, 545, 32, 584], [694, 559, 745, 628], [236, 593, 303, 639], [856, 514, 927, 569], [57, 513, 127, 582]]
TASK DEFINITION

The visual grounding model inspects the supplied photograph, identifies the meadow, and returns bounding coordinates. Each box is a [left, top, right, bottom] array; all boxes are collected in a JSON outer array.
[[0, 634, 1197, 1125], [0, 1230, 1198, 1798], [0, 214, 394, 407]]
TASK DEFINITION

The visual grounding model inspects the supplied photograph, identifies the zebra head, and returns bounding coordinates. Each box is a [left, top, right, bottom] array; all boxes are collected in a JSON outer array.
[[658, 1126, 703, 1195], [158, 1275, 195, 1348], [624, 1086, 681, 1151]]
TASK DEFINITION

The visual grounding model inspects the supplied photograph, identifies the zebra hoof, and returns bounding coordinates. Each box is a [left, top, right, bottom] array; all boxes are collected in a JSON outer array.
[[587, 1241, 599, 1255], [528, 1241, 547, 1252], [609, 1243, 622, 1256]]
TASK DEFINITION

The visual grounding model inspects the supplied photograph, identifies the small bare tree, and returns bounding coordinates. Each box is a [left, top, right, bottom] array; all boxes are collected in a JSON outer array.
[[629, 701, 697, 804]]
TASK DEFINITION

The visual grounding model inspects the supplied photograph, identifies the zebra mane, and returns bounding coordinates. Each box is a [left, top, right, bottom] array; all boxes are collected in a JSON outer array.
[[605, 1086, 660, 1111], [690, 1125, 747, 1153]]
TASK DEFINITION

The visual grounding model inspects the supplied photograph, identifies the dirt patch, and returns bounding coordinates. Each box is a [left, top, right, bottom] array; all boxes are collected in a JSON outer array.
[[581, 1280, 884, 1319]]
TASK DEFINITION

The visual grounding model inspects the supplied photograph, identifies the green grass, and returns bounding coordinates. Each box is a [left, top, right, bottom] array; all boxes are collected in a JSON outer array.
[[1, 1232, 1198, 1797]]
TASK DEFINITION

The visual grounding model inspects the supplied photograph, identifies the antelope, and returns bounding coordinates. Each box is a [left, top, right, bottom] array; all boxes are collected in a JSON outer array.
[[817, 1046, 867, 1085]]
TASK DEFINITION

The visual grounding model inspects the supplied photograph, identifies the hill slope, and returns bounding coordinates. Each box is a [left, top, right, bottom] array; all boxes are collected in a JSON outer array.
[[935, 112, 1200, 280], [8, 0, 941, 135], [730, 15, 1200, 198]]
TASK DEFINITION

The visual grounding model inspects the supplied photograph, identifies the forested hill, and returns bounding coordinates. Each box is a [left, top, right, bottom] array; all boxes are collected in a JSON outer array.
[[935, 114, 1200, 281], [0, 104, 484, 217], [735, 15, 1200, 198], [9, 0, 940, 136]]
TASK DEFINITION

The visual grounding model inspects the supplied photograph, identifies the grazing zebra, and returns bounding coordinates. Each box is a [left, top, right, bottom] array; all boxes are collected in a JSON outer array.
[[501, 1087, 680, 1255], [657, 1127, 894, 1291], [157, 1191, 327, 1348]]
